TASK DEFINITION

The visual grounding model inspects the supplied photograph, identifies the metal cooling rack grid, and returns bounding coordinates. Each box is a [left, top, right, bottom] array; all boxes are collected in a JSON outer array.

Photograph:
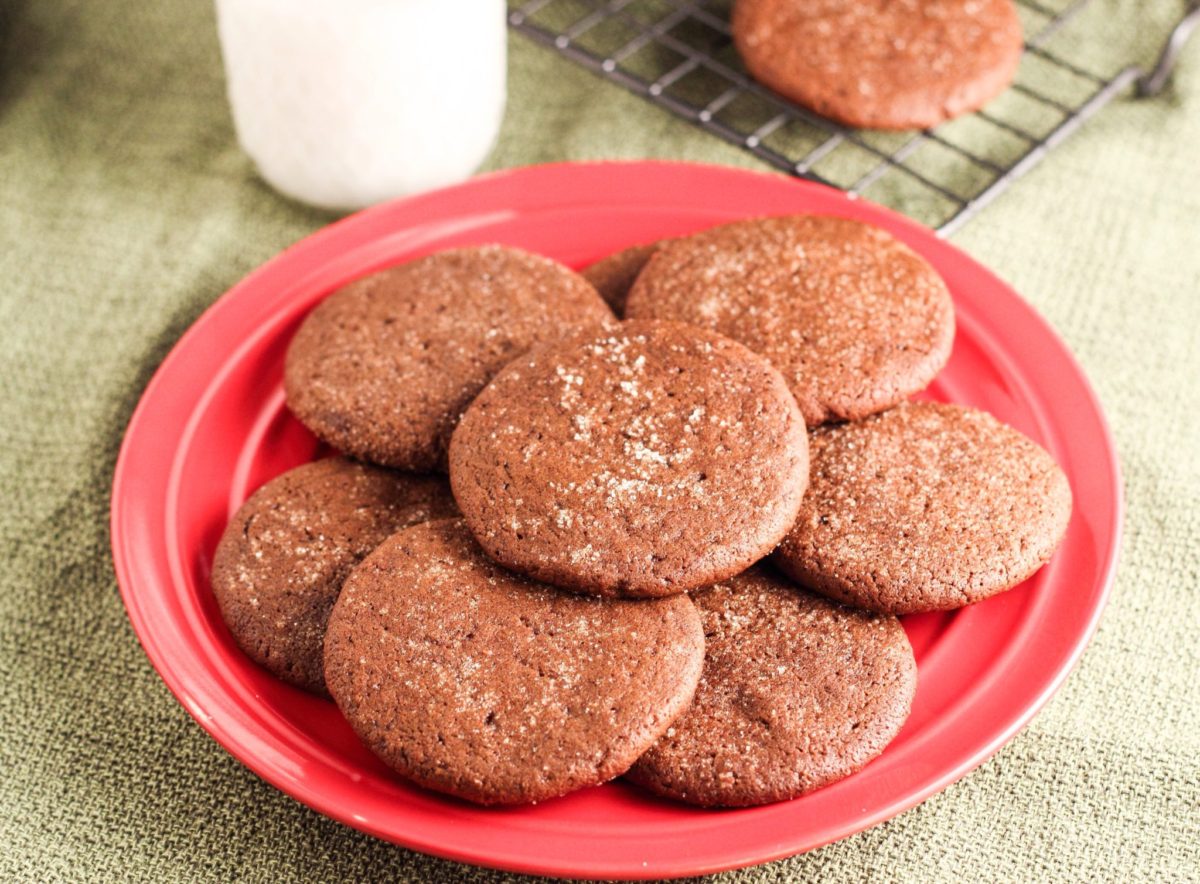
[[508, 0, 1200, 234]]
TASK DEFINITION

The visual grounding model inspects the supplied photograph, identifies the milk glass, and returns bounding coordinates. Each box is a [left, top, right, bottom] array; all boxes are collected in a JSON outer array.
[[215, 0, 507, 210]]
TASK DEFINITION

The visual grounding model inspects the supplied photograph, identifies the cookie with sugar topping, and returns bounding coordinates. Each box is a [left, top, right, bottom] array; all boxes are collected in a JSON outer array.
[[211, 456, 459, 695], [773, 401, 1073, 614], [624, 214, 955, 426], [731, 0, 1023, 130], [581, 241, 664, 315], [323, 519, 706, 805], [626, 565, 917, 807], [448, 319, 809, 598], [285, 245, 614, 471]]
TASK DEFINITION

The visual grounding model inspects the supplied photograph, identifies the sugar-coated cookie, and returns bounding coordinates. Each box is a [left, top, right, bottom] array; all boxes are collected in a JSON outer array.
[[627, 566, 916, 807], [285, 246, 614, 471], [773, 402, 1073, 613], [625, 215, 955, 425], [449, 320, 809, 598], [731, 0, 1024, 130], [211, 457, 458, 694], [581, 242, 662, 315], [323, 519, 705, 805]]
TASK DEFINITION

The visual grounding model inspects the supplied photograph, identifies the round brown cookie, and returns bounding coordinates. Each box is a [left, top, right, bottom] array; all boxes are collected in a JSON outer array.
[[323, 519, 705, 805], [624, 215, 955, 426], [773, 401, 1073, 614], [285, 246, 614, 471], [448, 320, 809, 598], [211, 457, 458, 695], [731, 0, 1023, 130], [626, 566, 917, 807], [581, 241, 663, 315]]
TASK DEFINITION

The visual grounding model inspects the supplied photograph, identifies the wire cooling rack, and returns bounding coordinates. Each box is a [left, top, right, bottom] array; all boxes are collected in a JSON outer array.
[[508, 0, 1200, 234]]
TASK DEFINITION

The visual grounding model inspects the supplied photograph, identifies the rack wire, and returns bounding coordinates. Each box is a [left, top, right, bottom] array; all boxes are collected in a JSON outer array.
[[508, 0, 1200, 235]]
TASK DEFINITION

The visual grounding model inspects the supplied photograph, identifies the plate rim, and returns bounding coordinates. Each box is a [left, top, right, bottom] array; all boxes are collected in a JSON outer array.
[[110, 160, 1124, 880]]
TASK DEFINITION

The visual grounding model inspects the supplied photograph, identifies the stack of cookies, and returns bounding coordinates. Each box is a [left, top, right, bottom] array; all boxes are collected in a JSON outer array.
[[212, 216, 1072, 808]]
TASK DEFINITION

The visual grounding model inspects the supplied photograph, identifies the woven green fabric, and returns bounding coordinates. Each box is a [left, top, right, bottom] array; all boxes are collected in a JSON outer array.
[[2, 1, 1198, 881]]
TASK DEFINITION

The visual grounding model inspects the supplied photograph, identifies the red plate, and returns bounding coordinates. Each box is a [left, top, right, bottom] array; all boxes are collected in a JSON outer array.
[[111, 161, 1121, 879]]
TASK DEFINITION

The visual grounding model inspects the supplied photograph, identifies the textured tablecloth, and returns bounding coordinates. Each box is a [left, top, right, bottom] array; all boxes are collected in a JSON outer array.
[[1, 1, 1198, 881]]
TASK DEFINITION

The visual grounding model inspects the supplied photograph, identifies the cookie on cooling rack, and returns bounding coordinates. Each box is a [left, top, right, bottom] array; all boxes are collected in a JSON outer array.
[[211, 457, 459, 694], [624, 215, 955, 426], [731, 0, 1024, 130], [285, 246, 614, 471], [448, 320, 809, 598], [773, 401, 1073, 614], [626, 566, 917, 807], [323, 519, 705, 805]]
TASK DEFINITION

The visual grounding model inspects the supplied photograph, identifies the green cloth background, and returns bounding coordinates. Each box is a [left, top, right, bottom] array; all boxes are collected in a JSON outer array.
[[2, 0, 1198, 880]]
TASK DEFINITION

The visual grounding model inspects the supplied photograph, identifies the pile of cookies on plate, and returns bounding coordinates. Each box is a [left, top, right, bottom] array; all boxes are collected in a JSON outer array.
[[212, 214, 1072, 807]]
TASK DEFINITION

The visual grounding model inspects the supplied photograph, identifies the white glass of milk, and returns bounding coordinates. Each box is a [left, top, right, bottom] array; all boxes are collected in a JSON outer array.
[[215, 0, 507, 211]]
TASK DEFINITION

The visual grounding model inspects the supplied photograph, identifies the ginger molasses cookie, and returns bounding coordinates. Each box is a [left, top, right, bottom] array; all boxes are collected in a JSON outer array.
[[773, 401, 1073, 614], [211, 457, 458, 695], [731, 0, 1024, 130], [323, 519, 706, 805], [448, 320, 809, 598], [627, 566, 917, 807], [624, 215, 955, 426], [581, 241, 663, 315], [285, 246, 614, 471]]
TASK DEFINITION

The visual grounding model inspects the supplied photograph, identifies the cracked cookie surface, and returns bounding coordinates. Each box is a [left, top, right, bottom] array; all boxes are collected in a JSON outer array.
[[627, 566, 916, 807], [448, 320, 809, 598], [323, 519, 705, 805], [285, 245, 613, 471], [624, 215, 955, 426], [211, 457, 458, 695], [731, 0, 1023, 130], [773, 401, 1073, 613]]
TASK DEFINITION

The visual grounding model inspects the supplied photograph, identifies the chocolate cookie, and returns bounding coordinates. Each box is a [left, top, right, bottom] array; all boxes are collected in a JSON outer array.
[[773, 401, 1073, 614], [448, 320, 809, 598], [211, 457, 458, 694], [581, 242, 662, 315], [624, 215, 955, 426], [627, 566, 916, 807], [323, 519, 706, 805], [731, 0, 1024, 130], [285, 246, 614, 471]]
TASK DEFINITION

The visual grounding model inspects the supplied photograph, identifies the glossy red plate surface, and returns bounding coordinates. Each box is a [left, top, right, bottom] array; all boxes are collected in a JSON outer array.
[[111, 162, 1122, 880]]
